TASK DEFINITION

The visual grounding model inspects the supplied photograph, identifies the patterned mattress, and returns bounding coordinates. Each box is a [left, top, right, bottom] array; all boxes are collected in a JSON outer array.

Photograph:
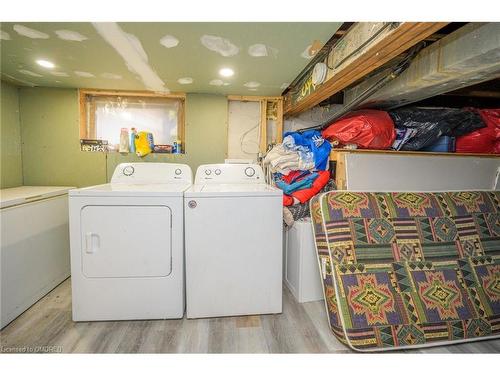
[[310, 191, 500, 351]]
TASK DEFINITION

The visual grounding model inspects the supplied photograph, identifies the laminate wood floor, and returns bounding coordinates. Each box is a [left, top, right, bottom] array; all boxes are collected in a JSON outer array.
[[1, 278, 499, 354]]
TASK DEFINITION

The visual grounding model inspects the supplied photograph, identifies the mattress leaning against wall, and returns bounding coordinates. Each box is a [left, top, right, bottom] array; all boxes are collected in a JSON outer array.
[[310, 190, 500, 351]]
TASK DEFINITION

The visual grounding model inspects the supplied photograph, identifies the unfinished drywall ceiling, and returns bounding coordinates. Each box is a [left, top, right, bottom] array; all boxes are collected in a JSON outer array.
[[0, 22, 341, 95]]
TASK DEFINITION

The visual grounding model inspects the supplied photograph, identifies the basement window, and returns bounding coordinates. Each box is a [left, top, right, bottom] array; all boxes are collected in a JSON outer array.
[[79, 90, 185, 153]]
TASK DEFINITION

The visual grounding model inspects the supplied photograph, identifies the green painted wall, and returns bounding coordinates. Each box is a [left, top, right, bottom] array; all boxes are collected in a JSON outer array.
[[18, 87, 228, 187], [0, 81, 23, 188]]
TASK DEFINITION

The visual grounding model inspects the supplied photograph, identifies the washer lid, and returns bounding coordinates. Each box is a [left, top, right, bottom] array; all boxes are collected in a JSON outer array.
[[69, 182, 191, 197], [1, 186, 74, 208], [185, 183, 282, 198]]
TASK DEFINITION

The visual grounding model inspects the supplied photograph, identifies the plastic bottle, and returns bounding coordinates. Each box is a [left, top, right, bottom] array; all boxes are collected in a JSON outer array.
[[119, 128, 129, 153], [129, 128, 137, 153]]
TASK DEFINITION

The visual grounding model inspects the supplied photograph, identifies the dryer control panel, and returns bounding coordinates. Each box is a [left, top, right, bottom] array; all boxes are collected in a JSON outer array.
[[195, 164, 264, 184], [111, 163, 193, 184]]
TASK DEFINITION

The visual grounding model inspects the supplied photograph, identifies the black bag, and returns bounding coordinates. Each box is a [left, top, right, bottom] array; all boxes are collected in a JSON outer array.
[[388, 107, 485, 151]]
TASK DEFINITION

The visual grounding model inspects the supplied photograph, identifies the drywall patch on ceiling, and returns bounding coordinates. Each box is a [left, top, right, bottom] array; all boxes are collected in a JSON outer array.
[[248, 43, 278, 58], [201, 35, 239, 57], [301, 45, 313, 59], [74, 71, 95, 78], [101, 72, 122, 80], [92, 22, 168, 93], [55, 30, 88, 42], [244, 81, 261, 89], [50, 71, 70, 77], [209, 79, 224, 86], [178, 77, 193, 84], [18, 69, 43, 77], [13, 25, 49, 39], [160, 35, 179, 48], [0, 30, 11, 40]]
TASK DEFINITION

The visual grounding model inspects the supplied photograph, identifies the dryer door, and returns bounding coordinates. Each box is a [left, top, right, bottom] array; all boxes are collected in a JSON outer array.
[[80, 205, 172, 278]]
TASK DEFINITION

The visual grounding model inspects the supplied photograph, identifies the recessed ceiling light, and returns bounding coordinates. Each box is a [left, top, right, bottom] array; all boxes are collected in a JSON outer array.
[[219, 68, 234, 77], [36, 59, 55, 69]]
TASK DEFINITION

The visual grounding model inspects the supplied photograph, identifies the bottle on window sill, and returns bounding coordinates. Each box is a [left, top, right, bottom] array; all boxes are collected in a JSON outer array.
[[119, 128, 130, 153]]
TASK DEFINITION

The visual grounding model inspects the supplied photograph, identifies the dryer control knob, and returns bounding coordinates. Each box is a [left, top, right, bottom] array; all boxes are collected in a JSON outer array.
[[205, 169, 212, 175], [123, 165, 135, 176], [215, 169, 221, 175], [244, 167, 255, 177], [175, 168, 182, 175]]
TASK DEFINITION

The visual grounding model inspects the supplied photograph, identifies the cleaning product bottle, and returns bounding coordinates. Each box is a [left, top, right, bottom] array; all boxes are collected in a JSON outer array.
[[119, 128, 129, 153], [129, 128, 137, 153]]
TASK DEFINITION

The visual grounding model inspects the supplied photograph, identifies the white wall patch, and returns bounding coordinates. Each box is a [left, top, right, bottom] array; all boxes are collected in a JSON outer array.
[[13, 25, 49, 39], [177, 77, 193, 85], [201, 35, 239, 57], [0, 30, 11, 40], [248, 43, 278, 58], [301, 45, 313, 59], [55, 30, 88, 42], [93, 22, 168, 93], [160, 35, 179, 48], [101, 72, 122, 80], [248, 88, 258, 91], [18, 69, 43, 77], [209, 79, 224, 86], [280, 83, 290, 90], [50, 71, 70, 77], [244, 81, 260, 88], [74, 71, 95, 78]]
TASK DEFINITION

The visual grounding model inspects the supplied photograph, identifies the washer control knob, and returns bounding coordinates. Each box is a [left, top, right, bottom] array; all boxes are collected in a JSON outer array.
[[123, 165, 135, 176], [188, 200, 197, 209], [215, 169, 221, 175], [175, 168, 182, 175], [244, 167, 255, 177], [205, 169, 212, 175]]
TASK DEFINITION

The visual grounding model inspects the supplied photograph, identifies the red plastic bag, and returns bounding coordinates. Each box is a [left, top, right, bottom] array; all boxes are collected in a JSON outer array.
[[456, 109, 500, 153], [322, 110, 396, 149]]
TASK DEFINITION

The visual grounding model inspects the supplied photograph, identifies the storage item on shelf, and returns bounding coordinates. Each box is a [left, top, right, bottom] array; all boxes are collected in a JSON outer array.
[[285, 218, 324, 303], [129, 127, 137, 153], [119, 128, 129, 153], [456, 109, 500, 154], [389, 107, 485, 151], [153, 144, 173, 153], [420, 135, 456, 152], [134, 131, 153, 157], [1, 186, 74, 329], [322, 110, 396, 149]]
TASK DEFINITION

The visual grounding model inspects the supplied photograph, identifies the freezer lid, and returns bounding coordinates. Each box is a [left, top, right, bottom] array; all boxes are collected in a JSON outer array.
[[69, 182, 191, 197], [0, 186, 74, 209], [185, 183, 282, 197]]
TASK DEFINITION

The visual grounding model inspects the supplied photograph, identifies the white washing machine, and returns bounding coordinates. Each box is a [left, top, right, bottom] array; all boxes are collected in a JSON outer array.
[[184, 163, 283, 318], [69, 162, 192, 321]]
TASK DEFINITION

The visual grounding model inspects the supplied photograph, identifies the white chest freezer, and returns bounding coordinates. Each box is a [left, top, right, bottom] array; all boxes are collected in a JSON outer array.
[[1, 186, 74, 328]]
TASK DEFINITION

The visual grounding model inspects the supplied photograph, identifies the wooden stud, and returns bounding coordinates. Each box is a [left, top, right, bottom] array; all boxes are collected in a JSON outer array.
[[276, 98, 284, 143], [259, 99, 268, 154], [227, 95, 281, 102]]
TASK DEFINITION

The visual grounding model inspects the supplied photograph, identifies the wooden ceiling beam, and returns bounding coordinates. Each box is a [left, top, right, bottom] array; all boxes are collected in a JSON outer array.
[[284, 22, 448, 116]]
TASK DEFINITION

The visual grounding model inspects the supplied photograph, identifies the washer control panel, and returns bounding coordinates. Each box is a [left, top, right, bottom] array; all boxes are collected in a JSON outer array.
[[194, 164, 264, 184]]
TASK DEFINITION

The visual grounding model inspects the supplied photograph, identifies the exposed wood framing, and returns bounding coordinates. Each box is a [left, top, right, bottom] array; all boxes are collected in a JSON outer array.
[[344, 22, 500, 109], [284, 22, 448, 116]]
